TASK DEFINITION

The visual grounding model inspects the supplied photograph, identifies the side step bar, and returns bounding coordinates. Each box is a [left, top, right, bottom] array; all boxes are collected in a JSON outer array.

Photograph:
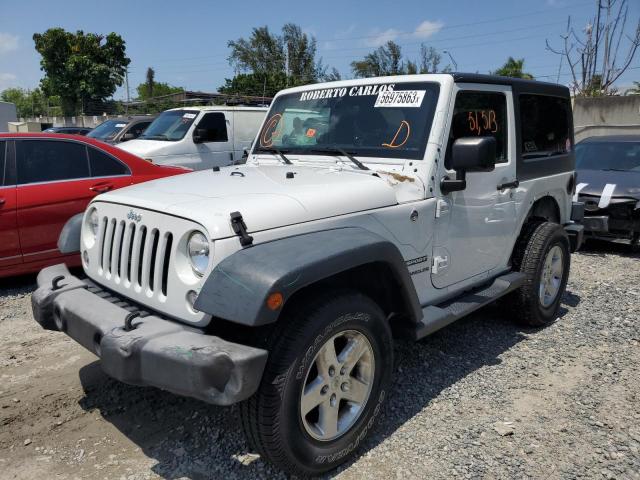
[[404, 271, 526, 341]]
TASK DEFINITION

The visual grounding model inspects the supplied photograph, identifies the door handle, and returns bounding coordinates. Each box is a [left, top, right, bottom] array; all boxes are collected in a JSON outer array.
[[497, 180, 519, 190], [0, 198, 5, 206], [90, 183, 113, 193]]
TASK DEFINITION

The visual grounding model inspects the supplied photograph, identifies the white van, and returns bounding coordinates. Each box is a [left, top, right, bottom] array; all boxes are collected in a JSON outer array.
[[117, 106, 267, 169]]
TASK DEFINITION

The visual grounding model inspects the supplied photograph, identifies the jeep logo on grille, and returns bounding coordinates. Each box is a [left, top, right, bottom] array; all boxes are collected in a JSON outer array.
[[127, 210, 142, 223]]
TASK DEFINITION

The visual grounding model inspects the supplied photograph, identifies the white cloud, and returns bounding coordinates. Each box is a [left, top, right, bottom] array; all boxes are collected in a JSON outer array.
[[0, 33, 19, 55], [363, 20, 444, 47], [413, 20, 444, 39], [0, 72, 18, 90]]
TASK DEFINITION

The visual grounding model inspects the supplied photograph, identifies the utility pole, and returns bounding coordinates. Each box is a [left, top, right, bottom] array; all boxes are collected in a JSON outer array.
[[125, 68, 130, 114], [443, 50, 458, 72]]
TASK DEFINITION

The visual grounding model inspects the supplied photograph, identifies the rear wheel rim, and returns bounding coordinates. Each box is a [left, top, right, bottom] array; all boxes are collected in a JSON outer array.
[[300, 329, 375, 442], [539, 245, 564, 308]]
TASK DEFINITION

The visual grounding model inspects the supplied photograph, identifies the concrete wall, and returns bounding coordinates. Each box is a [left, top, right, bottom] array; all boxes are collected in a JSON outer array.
[[0, 101, 18, 132], [19, 115, 124, 130], [573, 96, 640, 142]]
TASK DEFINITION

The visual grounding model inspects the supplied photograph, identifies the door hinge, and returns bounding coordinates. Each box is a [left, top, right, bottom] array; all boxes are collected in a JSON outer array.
[[432, 255, 449, 274], [435, 199, 450, 218]]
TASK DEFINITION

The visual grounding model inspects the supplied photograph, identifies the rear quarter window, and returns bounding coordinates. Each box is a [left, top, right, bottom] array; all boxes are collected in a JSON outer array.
[[519, 94, 571, 159]]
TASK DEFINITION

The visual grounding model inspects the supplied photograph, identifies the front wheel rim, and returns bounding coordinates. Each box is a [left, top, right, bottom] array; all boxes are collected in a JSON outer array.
[[539, 245, 564, 307], [300, 329, 375, 442]]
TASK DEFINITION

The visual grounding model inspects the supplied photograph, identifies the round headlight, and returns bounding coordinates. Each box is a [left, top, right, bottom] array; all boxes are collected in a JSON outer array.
[[88, 209, 100, 238], [187, 231, 210, 276], [83, 208, 100, 248]]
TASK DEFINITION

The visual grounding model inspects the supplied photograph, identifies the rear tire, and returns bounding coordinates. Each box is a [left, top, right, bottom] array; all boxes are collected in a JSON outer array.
[[240, 290, 393, 477], [508, 221, 571, 327]]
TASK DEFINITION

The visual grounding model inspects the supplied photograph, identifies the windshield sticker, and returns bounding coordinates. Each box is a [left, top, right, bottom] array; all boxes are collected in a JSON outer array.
[[115, 123, 126, 127], [260, 113, 283, 147], [306, 128, 316, 138], [299, 84, 396, 102], [382, 121, 411, 148], [467, 110, 498, 135], [182, 113, 197, 119], [375, 90, 426, 108]]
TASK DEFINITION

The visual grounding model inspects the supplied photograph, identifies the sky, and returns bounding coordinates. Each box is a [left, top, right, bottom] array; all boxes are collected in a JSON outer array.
[[0, 0, 639, 99]]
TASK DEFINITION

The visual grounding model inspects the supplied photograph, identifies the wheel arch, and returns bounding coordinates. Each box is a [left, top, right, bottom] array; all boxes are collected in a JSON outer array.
[[194, 227, 423, 328]]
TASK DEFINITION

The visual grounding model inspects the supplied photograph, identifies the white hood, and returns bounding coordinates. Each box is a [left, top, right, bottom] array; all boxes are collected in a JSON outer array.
[[116, 138, 174, 158], [96, 164, 403, 239]]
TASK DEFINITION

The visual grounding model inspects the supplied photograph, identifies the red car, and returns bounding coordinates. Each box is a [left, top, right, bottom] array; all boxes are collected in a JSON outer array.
[[0, 133, 188, 278]]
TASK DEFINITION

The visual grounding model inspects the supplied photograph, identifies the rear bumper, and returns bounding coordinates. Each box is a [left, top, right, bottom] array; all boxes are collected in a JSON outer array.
[[31, 264, 268, 406]]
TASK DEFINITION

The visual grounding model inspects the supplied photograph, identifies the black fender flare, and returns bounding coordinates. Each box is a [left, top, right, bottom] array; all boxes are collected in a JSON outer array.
[[57, 213, 84, 254], [194, 227, 422, 326]]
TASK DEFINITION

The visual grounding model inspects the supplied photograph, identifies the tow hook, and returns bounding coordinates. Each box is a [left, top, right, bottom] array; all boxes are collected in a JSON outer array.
[[51, 275, 66, 291], [123, 312, 141, 332]]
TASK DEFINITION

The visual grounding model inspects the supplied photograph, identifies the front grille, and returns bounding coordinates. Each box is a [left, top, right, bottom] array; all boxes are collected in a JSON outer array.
[[97, 216, 173, 298]]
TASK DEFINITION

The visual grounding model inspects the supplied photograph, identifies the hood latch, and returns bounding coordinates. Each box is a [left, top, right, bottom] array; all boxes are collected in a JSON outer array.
[[230, 211, 254, 247]]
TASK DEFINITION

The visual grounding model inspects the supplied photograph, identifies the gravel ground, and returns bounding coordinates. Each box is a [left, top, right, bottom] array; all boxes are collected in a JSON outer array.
[[1, 241, 639, 479]]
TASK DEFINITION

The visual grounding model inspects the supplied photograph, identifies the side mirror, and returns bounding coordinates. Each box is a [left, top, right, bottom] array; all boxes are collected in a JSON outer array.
[[193, 128, 208, 144], [441, 137, 497, 194], [122, 132, 135, 141], [242, 148, 249, 159]]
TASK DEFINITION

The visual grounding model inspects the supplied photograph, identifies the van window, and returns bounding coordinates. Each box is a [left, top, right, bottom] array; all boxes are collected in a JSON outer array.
[[196, 113, 228, 142], [519, 94, 571, 159], [141, 110, 199, 141], [88, 147, 130, 177], [16, 140, 90, 184], [0, 141, 5, 186], [447, 91, 508, 166]]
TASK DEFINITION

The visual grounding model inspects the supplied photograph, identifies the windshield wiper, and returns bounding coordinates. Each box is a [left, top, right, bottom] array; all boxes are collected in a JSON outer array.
[[601, 168, 629, 172], [255, 146, 293, 165], [310, 148, 369, 171]]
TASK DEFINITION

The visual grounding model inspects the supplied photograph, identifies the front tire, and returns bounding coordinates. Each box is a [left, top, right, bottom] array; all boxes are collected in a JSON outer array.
[[508, 221, 571, 326], [240, 291, 393, 477]]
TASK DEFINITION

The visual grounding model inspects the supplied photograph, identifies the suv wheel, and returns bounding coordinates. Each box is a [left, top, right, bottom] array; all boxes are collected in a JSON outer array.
[[508, 221, 571, 326], [240, 291, 393, 476]]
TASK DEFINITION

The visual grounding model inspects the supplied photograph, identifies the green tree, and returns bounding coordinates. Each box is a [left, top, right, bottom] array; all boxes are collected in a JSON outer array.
[[351, 42, 449, 78], [0, 87, 62, 118], [492, 57, 534, 79], [351, 41, 405, 78], [223, 23, 333, 95], [32, 28, 130, 116], [135, 80, 183, 101], [628, 81, 640, 94], [144, 67, 155, 99]]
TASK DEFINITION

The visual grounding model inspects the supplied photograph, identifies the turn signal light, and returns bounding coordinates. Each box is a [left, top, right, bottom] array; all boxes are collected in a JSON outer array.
[[266, 292, 284, 311]]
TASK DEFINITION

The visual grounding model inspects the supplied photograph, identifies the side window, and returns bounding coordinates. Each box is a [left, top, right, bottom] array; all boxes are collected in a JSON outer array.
[[446, 91, 508, 167], [196, 113, 228, 142], [88, 147, 130, 177], [128, 122, 151, 138], [16, 140, 89, 185], [519, 94, 571, 159], [0, 141, 5, 186]]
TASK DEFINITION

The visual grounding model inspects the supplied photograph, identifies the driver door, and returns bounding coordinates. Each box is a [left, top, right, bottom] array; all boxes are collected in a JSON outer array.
[[194, 112, 234, 168], [432, 85, 518, 289]]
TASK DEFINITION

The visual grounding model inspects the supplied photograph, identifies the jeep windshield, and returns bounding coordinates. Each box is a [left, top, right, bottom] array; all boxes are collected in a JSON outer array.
[[254, 82, 440, 160], [139, 110, 199, 141], [576, 141, 640, 172]]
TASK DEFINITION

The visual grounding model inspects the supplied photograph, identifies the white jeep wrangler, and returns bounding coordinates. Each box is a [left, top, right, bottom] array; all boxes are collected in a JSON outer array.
[[32, 73, 584, 476]]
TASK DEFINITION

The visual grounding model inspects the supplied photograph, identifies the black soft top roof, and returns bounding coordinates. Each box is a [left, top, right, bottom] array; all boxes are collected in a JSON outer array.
[[579, 135, 640, 143], [452, 73, 571, 98]]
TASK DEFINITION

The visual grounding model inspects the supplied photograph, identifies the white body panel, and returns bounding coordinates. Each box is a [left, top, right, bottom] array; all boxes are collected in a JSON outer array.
[[117, 106, 267, 170], [80, 74, 574, 326]]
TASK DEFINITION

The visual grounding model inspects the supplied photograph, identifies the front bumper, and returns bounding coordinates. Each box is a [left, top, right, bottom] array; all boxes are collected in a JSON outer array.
[[31, 264, 268, 406]]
